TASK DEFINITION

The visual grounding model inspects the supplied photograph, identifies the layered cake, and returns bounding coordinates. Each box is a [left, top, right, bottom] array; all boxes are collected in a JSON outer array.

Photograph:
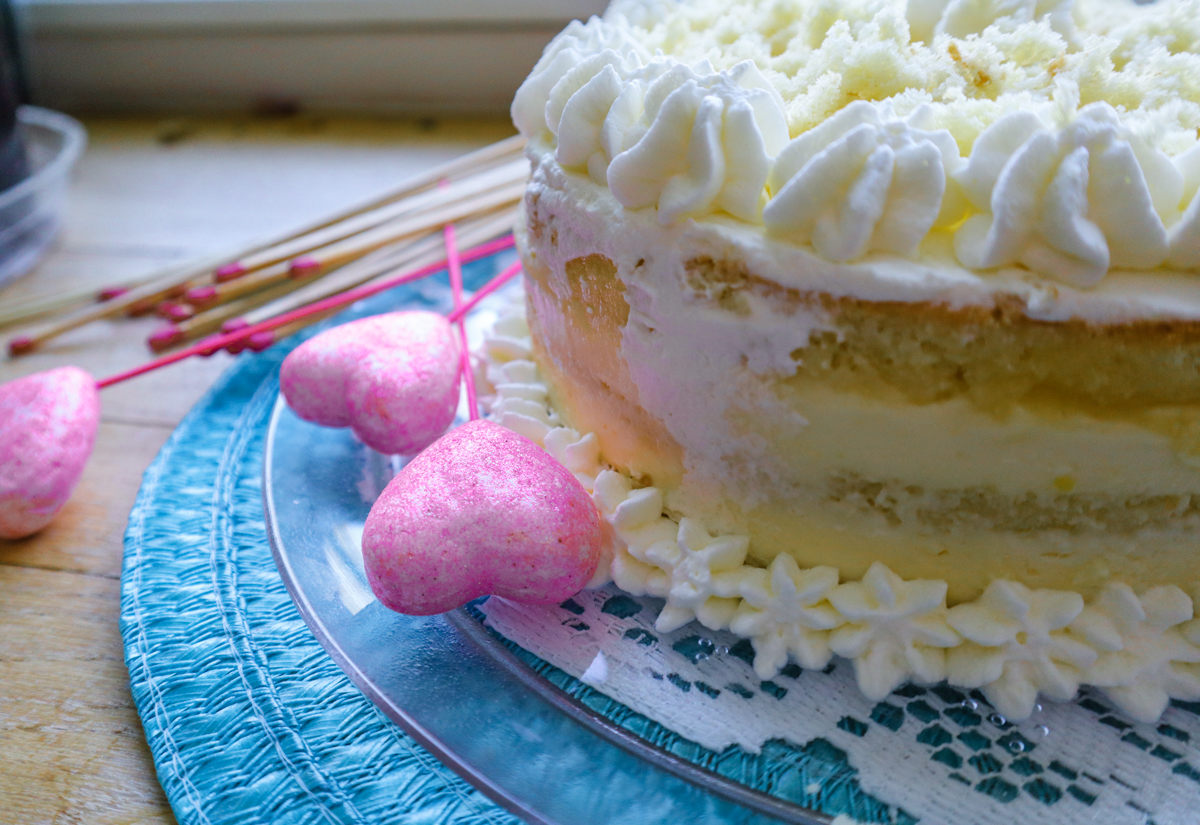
[[488, 0, 1200, 722]]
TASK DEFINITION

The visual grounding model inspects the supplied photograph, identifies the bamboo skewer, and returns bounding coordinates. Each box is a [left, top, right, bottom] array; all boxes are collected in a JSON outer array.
[[219, 159, 528, 280], [210, 135, 525, 281], [183, 259, 303, 310], [6, 135, 526, 356], [0, 271, 169, 330], [148, 276, 317, 351], [4, 249, 239, 353], [234, 254, 525, 357], [282, 183, 524, 278], [181, 180, 522, 313], [156, 231, 454, 351], [245, 208, 518, 327], [153, 208, 517, 352]]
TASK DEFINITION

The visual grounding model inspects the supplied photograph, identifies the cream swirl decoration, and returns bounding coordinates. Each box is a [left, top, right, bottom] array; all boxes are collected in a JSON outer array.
[[952, 101, 1189, 287], [511, 17, 650, 139], [479, 301, 1200, 722], [601, 61, 790, 225], [513, 18, 790, 226], [763, 101, 965, 262]]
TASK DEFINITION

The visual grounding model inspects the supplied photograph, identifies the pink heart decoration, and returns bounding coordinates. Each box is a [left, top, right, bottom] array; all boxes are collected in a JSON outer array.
[[0, 366, 100, 540], [279, 311, 461, 456], [362, 419, 602, 615]]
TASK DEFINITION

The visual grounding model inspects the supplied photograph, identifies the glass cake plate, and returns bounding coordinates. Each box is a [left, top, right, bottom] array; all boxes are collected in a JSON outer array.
[[264, 342, 1200, 825], [264, 396, 821, 825]]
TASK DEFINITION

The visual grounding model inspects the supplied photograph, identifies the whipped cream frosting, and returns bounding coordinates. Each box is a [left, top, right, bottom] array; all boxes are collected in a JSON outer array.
[[513, 0, 1200, 288], [480, 301, 1200, 722]]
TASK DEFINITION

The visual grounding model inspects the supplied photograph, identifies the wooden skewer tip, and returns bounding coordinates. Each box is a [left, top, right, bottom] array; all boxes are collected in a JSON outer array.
[[184, 285, 219, 308], [97, 287, 130, 302], [198, 339, 223, 357], [148, 324, 184, 353], [214, 262, 247, 282], [247, 330, 276, 352], [288, 256, 321, 278], [7, 335, 36, 356], [157, 302, 196, 322]]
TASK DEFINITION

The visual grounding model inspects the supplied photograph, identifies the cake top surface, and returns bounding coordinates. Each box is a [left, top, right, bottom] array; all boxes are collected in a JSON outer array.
[[605, 0, 1200, 156], [512, 0, 1200, 298]]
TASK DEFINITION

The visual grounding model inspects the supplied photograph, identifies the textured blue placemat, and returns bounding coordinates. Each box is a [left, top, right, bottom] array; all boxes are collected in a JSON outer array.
[[120, 258, 525, 825]]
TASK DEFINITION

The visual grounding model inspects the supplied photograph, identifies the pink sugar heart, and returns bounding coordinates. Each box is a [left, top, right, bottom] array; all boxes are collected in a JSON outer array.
[[279, 311, 461, 456], [0, 366, 100, 540], [362, 419, 602, 615]]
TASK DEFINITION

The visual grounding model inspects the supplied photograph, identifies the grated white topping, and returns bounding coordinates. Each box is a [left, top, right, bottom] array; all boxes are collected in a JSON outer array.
[[512, 0, 1200, 286]]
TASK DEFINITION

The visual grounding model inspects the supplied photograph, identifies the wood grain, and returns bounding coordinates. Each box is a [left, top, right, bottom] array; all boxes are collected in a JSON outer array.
[[0, 113, 514, 823]]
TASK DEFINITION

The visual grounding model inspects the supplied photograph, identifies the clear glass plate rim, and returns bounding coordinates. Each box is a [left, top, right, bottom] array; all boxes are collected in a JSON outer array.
[[262, 394, 835, 825]]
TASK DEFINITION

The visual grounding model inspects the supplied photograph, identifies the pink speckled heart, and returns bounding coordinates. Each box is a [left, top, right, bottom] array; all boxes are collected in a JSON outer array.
[[362, 420, 603, 615], [279, 311, 460, 456], [0, 366, 100, 540]]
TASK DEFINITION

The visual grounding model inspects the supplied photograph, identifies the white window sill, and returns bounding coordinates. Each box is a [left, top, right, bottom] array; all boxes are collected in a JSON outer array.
[[24, 0, 606, 33]]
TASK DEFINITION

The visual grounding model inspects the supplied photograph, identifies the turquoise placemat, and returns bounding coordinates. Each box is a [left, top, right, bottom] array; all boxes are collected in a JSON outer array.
[[120, 260, 526, 825]]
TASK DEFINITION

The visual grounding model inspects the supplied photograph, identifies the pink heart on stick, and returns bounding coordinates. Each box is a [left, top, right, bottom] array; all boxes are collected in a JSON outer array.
[[0, 366, 100, 540], [279, 311, 461, 456], [363, 420, 602, 615]]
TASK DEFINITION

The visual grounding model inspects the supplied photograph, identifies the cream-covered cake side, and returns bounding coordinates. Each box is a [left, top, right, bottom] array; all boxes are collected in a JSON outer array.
[[478, 294, 1200, 724]]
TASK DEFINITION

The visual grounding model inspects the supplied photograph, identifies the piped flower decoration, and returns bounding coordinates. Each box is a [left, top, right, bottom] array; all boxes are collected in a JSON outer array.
[[946, 580, 1097, 719], [654, 518, 751, 633], [828, 562, 961, 701], [731, 555, 843, 678], [1071, 583, 1200, 723]]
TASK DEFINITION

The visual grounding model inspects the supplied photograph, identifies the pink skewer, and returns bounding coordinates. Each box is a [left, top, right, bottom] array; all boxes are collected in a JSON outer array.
[[446, 261, 523, 324], [443, 223, 478, 421], [95, 233, 515, 390]]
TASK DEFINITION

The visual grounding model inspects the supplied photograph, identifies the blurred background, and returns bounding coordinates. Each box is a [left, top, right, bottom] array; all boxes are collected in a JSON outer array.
[[19, 0, 607, 114], [0, 2, 613, 822]]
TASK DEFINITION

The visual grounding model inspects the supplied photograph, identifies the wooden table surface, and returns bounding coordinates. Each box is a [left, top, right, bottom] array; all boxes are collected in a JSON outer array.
[[0, 113, 515, 824]]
